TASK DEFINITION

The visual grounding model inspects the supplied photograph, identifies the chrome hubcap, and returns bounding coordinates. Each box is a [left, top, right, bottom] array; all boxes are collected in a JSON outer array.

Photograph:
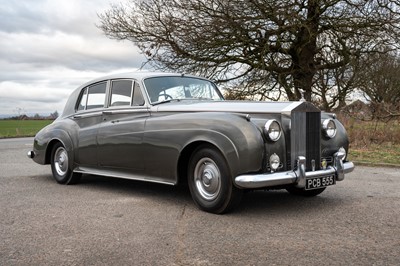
[[194, 158, 221, 201], [54, 147, 68, 177]]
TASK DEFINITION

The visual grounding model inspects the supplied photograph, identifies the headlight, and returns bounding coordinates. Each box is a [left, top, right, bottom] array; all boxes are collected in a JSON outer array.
[[264, 120, 282, 142], [322, 119, 337, 138]]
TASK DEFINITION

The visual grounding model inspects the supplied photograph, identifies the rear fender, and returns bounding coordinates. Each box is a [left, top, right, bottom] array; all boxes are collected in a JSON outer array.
[[45, 131, 74, 167]]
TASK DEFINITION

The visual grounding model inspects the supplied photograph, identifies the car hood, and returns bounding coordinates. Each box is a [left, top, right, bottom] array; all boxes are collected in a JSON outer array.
[[153, 100, 320, 114]]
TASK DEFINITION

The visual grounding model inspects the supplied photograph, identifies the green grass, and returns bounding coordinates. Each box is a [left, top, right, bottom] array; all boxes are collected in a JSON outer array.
[[349, 144, 400, 166], [340, 116, 400, 166], [0, 120, 53, 138]]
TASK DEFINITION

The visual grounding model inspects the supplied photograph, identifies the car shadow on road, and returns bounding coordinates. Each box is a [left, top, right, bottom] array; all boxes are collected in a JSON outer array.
[[79, 174, 194, 203], [34, 173, 344, 215], [234, 189, 345, 215]]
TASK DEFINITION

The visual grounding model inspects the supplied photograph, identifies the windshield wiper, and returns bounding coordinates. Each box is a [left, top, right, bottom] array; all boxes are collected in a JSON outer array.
[[152, 99, 180, 106], [152, 97, 216, 106], [175, 97, 217, 101]]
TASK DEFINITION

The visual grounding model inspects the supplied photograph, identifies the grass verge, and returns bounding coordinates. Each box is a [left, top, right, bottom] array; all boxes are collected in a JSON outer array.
[[349, 143, 400, 166], [342, 117, 400, 166], [0, 120, 53, 138]]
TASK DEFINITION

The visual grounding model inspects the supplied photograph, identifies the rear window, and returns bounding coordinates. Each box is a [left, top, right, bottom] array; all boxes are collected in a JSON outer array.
[[77, 82, 107, 111]]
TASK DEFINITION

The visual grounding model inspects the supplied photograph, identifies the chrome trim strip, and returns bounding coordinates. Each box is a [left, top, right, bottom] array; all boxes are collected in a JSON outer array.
[[102, 108, 149, 115], [235, 153, 355, 189], [72, 111, 103, 119], [73, 166, 176, 186]]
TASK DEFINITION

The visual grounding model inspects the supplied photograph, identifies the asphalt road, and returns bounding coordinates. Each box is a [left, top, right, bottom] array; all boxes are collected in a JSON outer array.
[[1, 138, 399, 266]]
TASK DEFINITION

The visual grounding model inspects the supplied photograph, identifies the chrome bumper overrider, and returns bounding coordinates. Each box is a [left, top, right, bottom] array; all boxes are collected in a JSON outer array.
[[235, 152, 355, 189]]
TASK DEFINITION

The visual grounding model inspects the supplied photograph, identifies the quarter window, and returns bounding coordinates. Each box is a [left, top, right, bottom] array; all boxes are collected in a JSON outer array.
[[76, 82, 107, 111], [77, 88, 88, 111]]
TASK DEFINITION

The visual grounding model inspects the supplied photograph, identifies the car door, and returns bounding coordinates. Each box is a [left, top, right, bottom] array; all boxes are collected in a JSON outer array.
[[97, 79, 149, 171], [73, 81, 107, 166]]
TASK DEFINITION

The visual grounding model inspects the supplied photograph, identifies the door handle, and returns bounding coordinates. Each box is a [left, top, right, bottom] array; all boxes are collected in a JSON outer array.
[[111, 120, 120, 124]]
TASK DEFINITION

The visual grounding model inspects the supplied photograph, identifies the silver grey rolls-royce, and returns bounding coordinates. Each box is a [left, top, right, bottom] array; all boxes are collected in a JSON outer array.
[[28, 72, 354, 213]]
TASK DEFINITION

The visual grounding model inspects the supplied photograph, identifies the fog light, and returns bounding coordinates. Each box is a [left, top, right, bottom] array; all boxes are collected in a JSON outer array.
[[269, 153, 280, 172]]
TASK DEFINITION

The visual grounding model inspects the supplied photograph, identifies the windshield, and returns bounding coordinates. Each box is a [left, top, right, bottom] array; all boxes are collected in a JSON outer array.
[[143, 76, 224, 104]]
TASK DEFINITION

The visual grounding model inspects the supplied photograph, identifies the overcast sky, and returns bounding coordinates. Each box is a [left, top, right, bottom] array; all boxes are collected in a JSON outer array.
[[0, 0, 147, 117]]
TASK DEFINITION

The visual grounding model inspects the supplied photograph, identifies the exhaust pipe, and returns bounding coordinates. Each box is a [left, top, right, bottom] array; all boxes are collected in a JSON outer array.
[[27, 151, 35, 159]]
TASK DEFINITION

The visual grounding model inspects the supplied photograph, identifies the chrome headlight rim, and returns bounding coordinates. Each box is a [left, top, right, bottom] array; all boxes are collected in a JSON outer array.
[[322, 119, 337, 139], [264, 119, 282, 142]]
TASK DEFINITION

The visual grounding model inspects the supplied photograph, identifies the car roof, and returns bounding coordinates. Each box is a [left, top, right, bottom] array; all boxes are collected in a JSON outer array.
[[61, 71, 213, 117], [78, 71, 207, 89]]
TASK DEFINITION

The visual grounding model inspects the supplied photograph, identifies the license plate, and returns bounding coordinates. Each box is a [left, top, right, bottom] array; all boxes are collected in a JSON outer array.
[[305, 175, 336, 190]]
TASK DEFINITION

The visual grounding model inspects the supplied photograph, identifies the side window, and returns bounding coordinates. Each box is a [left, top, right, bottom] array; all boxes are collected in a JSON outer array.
[[76, 82, 107, 111], [77, 88, 88, 111], [110, 80, 133, 107], [109, 80, 145, 107], [86, 82, 107, 110], [133, 82, 145, 106]]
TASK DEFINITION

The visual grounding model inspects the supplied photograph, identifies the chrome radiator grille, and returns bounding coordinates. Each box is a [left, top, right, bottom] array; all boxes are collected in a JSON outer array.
[[290, 111, 321, 171]]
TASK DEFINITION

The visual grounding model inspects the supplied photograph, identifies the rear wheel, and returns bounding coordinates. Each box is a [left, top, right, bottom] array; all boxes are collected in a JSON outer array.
[[50, 142, 81, 185], [286, 186, 326, 197], [188, 145, 242, 214]]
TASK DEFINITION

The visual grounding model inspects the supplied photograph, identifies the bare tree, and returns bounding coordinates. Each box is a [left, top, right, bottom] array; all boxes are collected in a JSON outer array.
[[313, 56, 363, 111], [358, 52, 400, 120], [50, 110, 59, 120], [99, 0, 400, 104]]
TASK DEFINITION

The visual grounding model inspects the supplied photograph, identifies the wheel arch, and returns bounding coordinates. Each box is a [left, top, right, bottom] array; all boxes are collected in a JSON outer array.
[[176, 123, 264, 185], [44, 130, 75, 169], [177, 141, 225, 185]]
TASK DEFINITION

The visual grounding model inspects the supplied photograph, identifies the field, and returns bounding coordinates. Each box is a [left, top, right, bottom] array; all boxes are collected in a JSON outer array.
[[0, 120, 53, 138], [349, 144, 400, 166], [341, 117, 400, 166]]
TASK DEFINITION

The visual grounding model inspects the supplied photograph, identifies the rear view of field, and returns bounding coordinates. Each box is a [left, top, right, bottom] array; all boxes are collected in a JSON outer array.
[[0, 120, 53, 138]]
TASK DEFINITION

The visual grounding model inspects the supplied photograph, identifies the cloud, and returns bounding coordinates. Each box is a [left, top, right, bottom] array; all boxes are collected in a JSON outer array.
[[0, 1, 49, 34], [0, 68, 97, 115], [0, 31, 143, 72], [0, 0, 110, 36], [0, 0, 148, 116]]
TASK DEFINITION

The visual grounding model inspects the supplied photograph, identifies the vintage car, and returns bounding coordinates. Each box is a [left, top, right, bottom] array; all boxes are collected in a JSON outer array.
[[28, 72, 354, 213]]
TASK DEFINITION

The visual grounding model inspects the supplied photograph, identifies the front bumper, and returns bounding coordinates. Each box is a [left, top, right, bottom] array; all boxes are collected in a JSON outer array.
[[235, 152, 355, 189]]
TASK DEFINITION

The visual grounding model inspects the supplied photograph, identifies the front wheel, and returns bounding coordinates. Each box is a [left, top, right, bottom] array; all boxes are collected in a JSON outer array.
[[188, 145, 242, 214], [50, 142, 81, 185]]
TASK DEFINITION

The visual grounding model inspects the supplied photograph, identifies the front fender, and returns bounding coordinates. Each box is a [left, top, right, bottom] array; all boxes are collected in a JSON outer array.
[[321, 113, 350, 159], [143, 112, 264, 181]]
